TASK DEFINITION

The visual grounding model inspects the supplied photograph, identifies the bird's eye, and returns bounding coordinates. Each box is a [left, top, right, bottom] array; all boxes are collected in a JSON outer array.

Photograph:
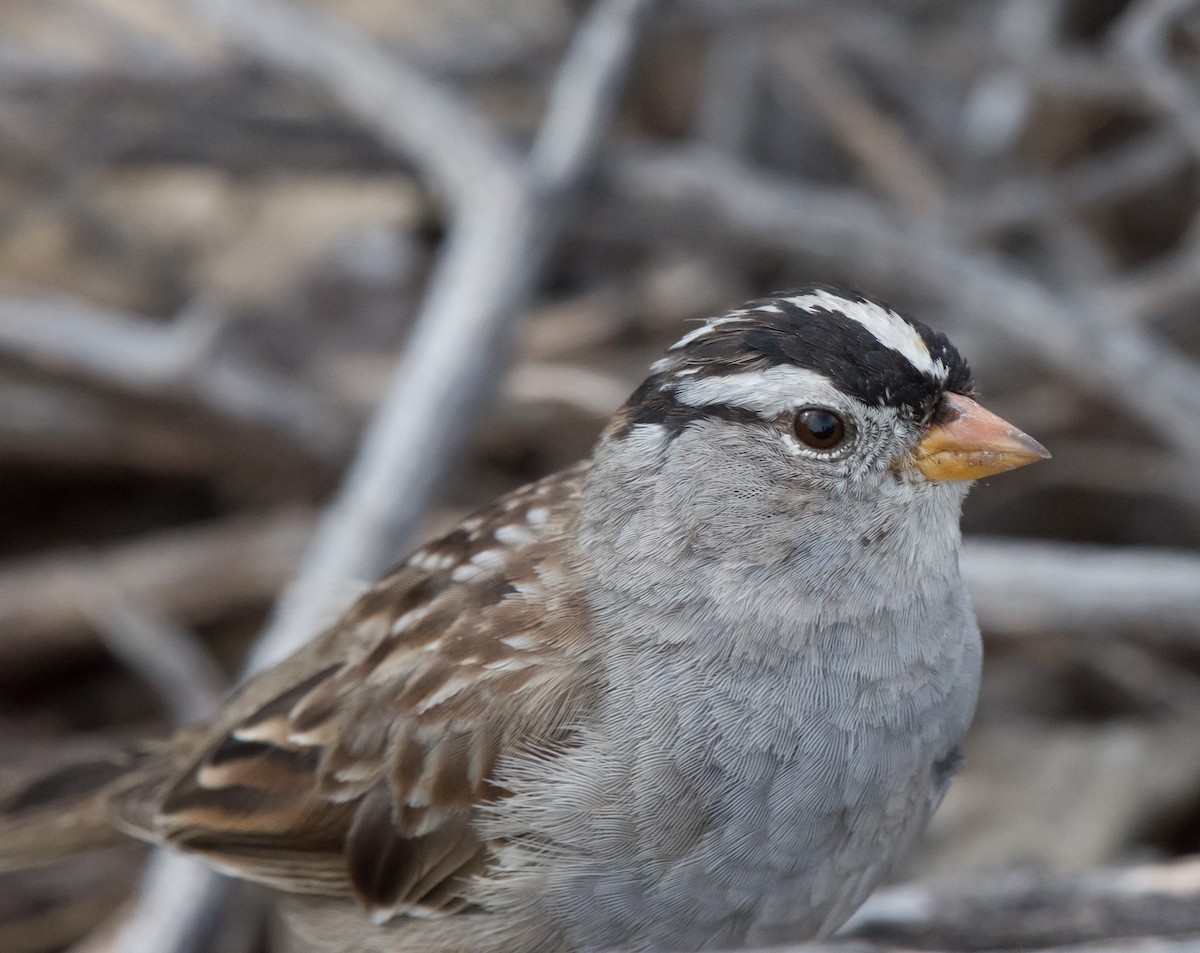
[[793, 408, 846, 450]]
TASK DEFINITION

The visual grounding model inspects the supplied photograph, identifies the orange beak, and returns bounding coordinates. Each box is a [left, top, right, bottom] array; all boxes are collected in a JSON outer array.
[[912, 393, 1050, 481]]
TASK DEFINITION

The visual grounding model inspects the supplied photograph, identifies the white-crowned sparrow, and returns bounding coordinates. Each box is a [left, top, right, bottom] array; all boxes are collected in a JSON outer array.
[[0, 288, 1048, 952]]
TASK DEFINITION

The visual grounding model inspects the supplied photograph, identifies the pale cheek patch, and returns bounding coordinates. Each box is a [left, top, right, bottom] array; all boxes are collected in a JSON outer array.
[[785, 290, 946, 379]]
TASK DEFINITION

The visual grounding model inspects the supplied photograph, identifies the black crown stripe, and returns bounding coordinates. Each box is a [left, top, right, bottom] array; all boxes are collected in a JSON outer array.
[[615, 289, 974, 440]]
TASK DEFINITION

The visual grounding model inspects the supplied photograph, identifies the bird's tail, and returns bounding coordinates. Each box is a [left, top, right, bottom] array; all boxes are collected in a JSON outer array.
[[0, 746, 150, 871]]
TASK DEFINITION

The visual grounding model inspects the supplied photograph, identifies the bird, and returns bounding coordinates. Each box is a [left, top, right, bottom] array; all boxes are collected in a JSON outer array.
[[0, 288, 1048, 953]]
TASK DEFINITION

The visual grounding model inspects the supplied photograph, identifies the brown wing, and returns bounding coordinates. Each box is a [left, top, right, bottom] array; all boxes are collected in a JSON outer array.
[[110, 465, 598, 921]]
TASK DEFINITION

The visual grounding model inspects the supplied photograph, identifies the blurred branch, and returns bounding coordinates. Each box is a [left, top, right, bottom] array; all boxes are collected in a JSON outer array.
[[0, 378, 233, 476], [169, 0, 518, 207], [0, 508, 313, 674], [0, 59, 396, 173], [730, 856, 1200, 952], [82, 595, 238, 953], [958, 131, 1190, 238], [842, 857, 1200, 950], [604, 147, 1200, 464], [0, 292, 348, 466], [1116, 0, 1200, 155], [1096, 231, 1200, 320], [1080, 639, 1200, 720], [962, 539, 1200, 643], [112, 3, 657, 952], [0, 847, 145, 953], [85, 595, 225, 726], [696, 22, 768, 154], [251, 0, 658, 671], [505, 361, 631, 417], [104, 856, 237, 953], [1025, 51, 1148, 103], [755, 942, 1199, 953], [1016, 438, 1197, 506], [777, 39, 946, 218]]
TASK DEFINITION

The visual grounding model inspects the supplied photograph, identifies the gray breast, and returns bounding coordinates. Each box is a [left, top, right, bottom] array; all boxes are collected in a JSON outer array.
[[519, 588, 981, 953]]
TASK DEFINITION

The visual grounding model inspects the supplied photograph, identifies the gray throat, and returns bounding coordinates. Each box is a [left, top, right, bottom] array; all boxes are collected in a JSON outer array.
[[528, 475, 982, 951]]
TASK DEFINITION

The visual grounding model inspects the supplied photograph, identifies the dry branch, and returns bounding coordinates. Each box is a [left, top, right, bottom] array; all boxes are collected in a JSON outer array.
[[0, 292, 347, 466], [962, 539, 1200, 643], [0, 508, 313, 674], [959, 132, 1190, 238], [249, 0, 658, 671], [104, 3, 658, 951], [1117, 0, 1200, 156], [777, 40, 945, 218], [842, 857, 1200, 950], [168, 0, 518, 206], [604, 147, 1200, 465], [85, 596, 225, 726]]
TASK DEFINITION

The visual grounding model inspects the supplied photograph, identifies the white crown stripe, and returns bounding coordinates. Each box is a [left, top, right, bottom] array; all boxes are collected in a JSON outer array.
[[669, 313, 745, 351], [673, 366, 842, 418], [783, 290, 944, 378]]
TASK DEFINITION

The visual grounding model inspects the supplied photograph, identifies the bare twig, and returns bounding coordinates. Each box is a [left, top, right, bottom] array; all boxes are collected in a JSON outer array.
[[85, 595, 225, 726], [843, 857, 1200, 950], [251, 0, 657, 671], [168, 0, 518, 206], [1116, 0, 1200, 156], [604, 147, 1200, 463], [962, 538, 1200, 643], [0, 508, 313, 673], [958, 131, 1190, 238], [777, 39, 946, 218], [696, 22, 768, 154], [108, 4, 657, 951], [0, 292, 347, 465]]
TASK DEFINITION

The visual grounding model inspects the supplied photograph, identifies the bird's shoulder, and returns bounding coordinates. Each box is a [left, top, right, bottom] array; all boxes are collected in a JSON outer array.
[[110, 461, 601, 921]]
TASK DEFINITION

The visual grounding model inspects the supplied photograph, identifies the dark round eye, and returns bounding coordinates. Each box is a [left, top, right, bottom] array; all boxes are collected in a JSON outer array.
[[793, 408, 846, 450]]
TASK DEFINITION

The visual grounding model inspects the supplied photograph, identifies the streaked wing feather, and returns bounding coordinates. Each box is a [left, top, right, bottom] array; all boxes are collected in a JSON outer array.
[[109, 465, 596, 918]]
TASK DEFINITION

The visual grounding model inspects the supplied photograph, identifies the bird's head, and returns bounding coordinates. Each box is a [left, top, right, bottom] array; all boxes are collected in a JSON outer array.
[[584, 288, 1048, 602]]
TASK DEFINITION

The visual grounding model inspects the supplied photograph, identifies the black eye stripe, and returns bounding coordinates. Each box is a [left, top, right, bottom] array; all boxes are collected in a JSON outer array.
[[677, 308, 947, 410], [654, 291, 972, 417], [612, 380, 768, 439], [613, 288, 973, 438]]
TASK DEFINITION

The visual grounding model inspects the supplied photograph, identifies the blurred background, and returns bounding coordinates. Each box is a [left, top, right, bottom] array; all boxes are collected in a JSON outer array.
[[1, 0, 1200, 950]]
